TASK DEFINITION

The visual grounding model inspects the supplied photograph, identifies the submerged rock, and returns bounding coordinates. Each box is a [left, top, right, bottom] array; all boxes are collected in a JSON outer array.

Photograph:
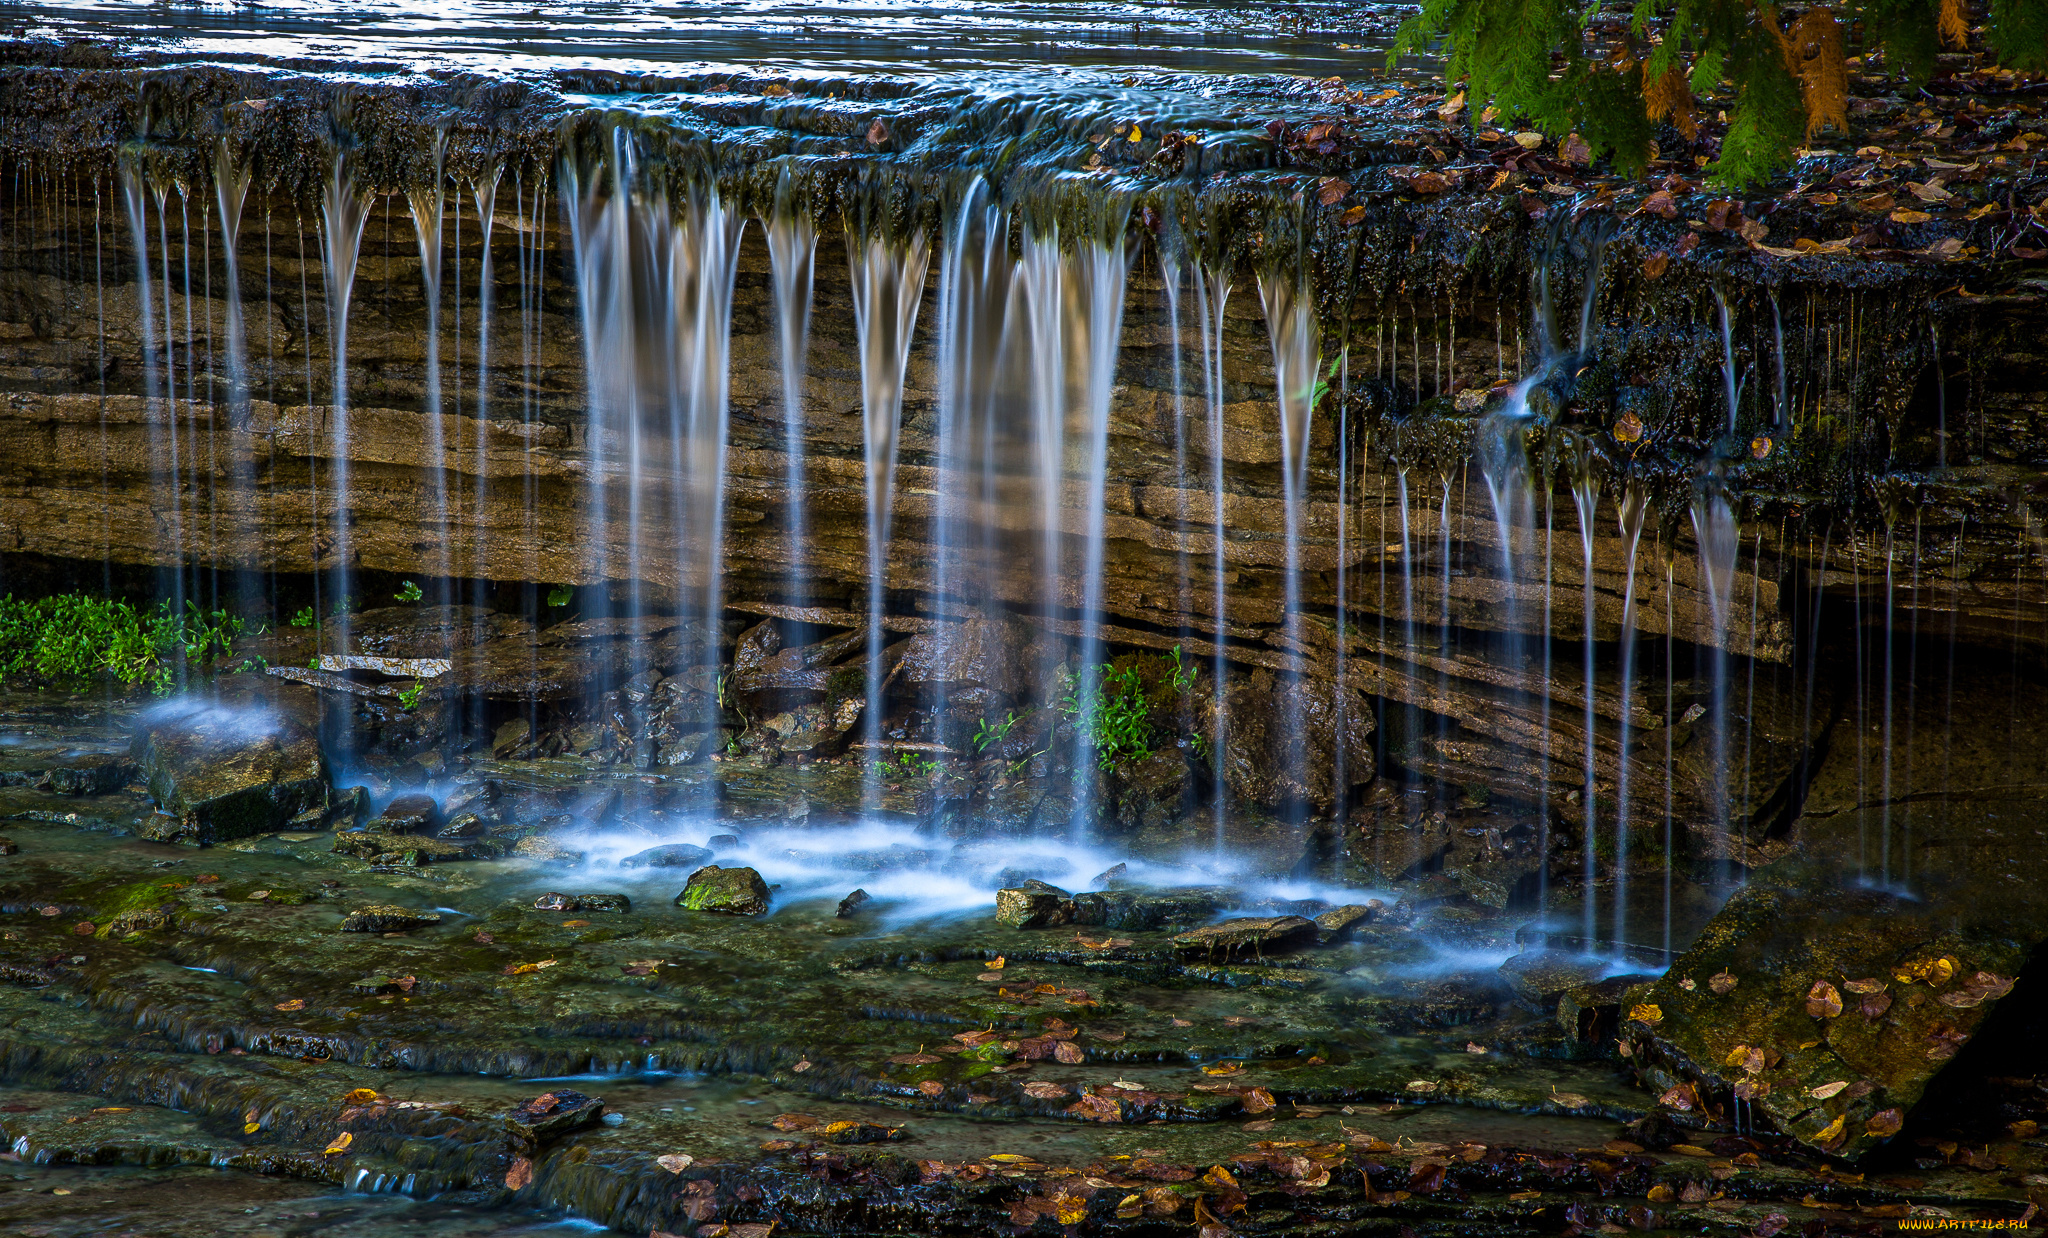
[[503, 1089, 605, 1150], [131, 690, 327, 844], [1313, 903, 1378, 942], [332, 832, 489, 864], [836, 888, 872, 918], [619, 842, 714, 870], [1071, 887, 1220, 931], [0, 836, 15, 856], [995, 880, 1074, 929], [532, 892, 631, 914], [339, 905, 442, 933], [1172, 916, 1317, 960], [675, 865, 770, 916], [369, 793, 438, 834]]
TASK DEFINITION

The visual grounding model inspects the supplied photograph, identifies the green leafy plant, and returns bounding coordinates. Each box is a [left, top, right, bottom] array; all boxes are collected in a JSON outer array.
[[972, 711, 1019, 753], [545, 585, 573, 608], [394, 581, 424, 604], [870, 751, 941, 778], [1392, 0, 2048, 187], [289, 606, 316, 629], [397, 680, 425, 711], [0, 594, 243, 695], [1062, 662, 1154, 771], [330, 595, 354, 617], [1167, 645, 1199, 694]]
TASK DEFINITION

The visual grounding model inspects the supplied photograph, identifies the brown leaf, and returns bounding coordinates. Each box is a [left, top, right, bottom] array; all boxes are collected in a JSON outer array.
[[1054, 1040, 1085, 1065], [1615, 411, 1646, 443], [1340, 204, 1367, 227], [866, 119, 890, 147], [769, 1113, 821, 1132], [1892, 208, 1933, 224], [1642, 255, 1670, 281], [1639, 190, 1679, 220], [72, 921, 95, 936], [1317, 178, 1351, 206], [1806, 980, 1844, 1018], [657, 1153, 695, 1173], [1022, 1081, 1070, 1100], [953, 1029, 998, 1047], [1407, 171, 1450, 195], [1704, 200, 1742, 231], [1843, 977, 1885, 995], [1709, 971, 1738, 994], [1866, 1108, 1905, 1138], [324, 1131, 353, 1155], [1242, 1088, 1277, 1115], [1861, 990, 1894, 1019], [889, 1052, 943, 1065], [275, 999, 306, 1013]]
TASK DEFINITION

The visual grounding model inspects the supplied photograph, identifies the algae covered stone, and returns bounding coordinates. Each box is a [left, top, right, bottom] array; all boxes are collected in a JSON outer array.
[[675, 865, 770, 915], [340, 905, 443, 933], [995, 879, 1073, 929]]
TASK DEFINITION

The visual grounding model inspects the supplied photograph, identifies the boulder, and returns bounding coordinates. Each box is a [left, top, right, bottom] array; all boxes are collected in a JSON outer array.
[[837, 888, 872, 918], [619, 843, 715, 870], [1172, 916, 1317, 960], [1619, 876, 2040, 1161], [1105, 749, 1195, 835], [339, 905, 442, 933], [995, 879, 1074, 929], [369, 793, 438, 834], [492, 718, 532, 757], [675, 865, 771, 916], [1498, 951, 1614, 1011], [131, 688, 328, 844], [1313, 903, 1378, 942]]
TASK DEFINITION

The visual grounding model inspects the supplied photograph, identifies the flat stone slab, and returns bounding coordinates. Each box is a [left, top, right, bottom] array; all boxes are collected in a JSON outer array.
[[1172, 916, 1318, 960], [339, 905, 443, 933]]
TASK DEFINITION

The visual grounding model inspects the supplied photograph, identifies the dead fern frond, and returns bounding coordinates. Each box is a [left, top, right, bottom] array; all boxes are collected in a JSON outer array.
[[1938, 0, 1971, 48], [1788, 8, 1850, 142], [1644, 64, 1700, 141]]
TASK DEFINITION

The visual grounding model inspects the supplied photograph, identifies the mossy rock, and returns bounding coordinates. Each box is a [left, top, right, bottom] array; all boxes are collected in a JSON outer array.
[[674, 865, 770, 916], [340, 905, 443, 933]]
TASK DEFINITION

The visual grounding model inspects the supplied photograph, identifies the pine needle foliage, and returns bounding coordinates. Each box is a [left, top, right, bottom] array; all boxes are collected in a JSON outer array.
[[1393, 0, 2048, 188]]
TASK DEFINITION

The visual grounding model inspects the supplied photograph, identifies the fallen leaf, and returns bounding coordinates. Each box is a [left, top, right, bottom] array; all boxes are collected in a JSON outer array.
[[1022, 1081, 1070, 1100], [1550, 1091, 1593, 1109], [791, 1060, 812, 1073], [1810, 1081, 1849, 1099], [769, 1113, 821, 1132], [275, 999, 306, 1013], [889, 1052, 943, 1066], [72, 921, 95, 936], [1751, 434, 1773, 459], [657, 1153, 694, 1173], [1201, 1063, 1243, 1077], [1866, 1108, 1905, 1138], [1709, 971, 1738, 994], [1807, 980, 1844, 1018], [1648, 1184, 1676, 1202], [1510, 1189, 1543, 1201], [342, 1088, 381, 1104], [1405, 1080, 1438, 1094], [1243, 1088, 1277, 1114], [988, 957, 1005, 970], [1891, 208, 1933, 224], [506, 1155, 532, 1189], [503, 959, 559, 976], [1629, 1003, 1663, 1025], [1317, 178, 1351, 206], [1843, 977, 1885, 995], [1614, 411, 1645, 443], [1340, 204, 1367, 227], [324, 1131, 353, 1155], [1054, 1041, 1085, 1065], [1815, 1115, 1847, 1148], [1639, 190, 1679, 220], [244, 1120, 261, 1133]]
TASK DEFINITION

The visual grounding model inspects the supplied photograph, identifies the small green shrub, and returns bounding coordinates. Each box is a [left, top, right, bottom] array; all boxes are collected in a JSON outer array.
[[972, 711, 1018, 753], [0, 594, 243, 695], [394, 580, 424, 603], [288, 606, 316, 628]]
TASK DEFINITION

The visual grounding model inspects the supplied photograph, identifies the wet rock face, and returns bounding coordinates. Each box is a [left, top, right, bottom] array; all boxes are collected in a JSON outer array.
[[130, 688, 328, 844], [1172, 915, 1319, 960], [675, 865, 771, 915], [620, 843, 715, 870], [995, 880, 1074, 929], [1209, 669, 1375, 815]]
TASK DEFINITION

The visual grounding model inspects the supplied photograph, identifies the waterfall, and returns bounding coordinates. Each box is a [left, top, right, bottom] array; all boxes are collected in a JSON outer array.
[[1612, 478, 1649, 956], [405, 128, 450, 595], [1257, 267, 1319, 816], [1568, 447, 1600, 949], [1196, 262, 1232, 850], [470, 161, 502, 605], [117, 163, 176, 614], [848, 225, 931, 802], [319, 142, 373, 654], [764, 167, 817, 607], [932, 179, 1013, 735], [564, 130, 744, 729], [1691, 479, 1740, 881]]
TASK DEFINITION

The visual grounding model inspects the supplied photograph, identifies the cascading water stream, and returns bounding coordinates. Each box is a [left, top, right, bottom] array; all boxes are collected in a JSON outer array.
[[1568, 448, 1600, 949], [1691, 480, 1740, 880], [764, 167, 817, 607], [847, 226, 931, 807], [405, 128, 450, 595], [1195, 262, 1232, 851], [1257, 267, 1319, 813], [319, 140, 373, 659], [1612, 478, 1649, 956]]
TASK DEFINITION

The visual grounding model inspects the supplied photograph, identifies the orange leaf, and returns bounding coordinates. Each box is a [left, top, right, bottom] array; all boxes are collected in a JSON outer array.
[[506, 1155, 533, 1190], [275, 999, 306, 1013], [323, 1131, 353, 1155]]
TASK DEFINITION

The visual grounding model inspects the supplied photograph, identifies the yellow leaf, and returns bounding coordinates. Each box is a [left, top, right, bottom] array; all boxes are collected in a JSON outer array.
[[1815, 1114, 1847, 1146], [244, 1121, 261, 1134], [275, 999, 305, 1013], [1629, 1003, 1663, 1025], [323, 1131, 353, 1154], [1725, 1045, 1752, 1067], [1128, 126, 1143, 143], [343, 1088, 382, 1104]]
